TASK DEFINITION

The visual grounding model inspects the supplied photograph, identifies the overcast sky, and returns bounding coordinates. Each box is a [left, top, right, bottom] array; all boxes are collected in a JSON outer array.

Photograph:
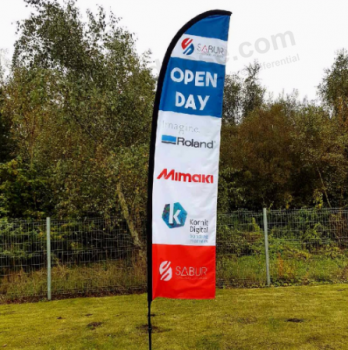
[[0, 0, 347, 101]]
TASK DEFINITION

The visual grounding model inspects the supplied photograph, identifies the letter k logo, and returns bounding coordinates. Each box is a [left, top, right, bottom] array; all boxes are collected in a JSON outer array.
[[162, 202, 187, 229], [169, 203, 181, 225]]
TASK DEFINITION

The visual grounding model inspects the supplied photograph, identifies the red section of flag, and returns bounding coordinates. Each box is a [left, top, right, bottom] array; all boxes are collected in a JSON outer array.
[[152, 244, 216, 300]]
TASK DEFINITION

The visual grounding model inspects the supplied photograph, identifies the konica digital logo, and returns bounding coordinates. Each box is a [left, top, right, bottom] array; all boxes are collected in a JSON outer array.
[[162, 202, 187, 229], [159, 261, 172, 281], [181, 38, 194, 55]]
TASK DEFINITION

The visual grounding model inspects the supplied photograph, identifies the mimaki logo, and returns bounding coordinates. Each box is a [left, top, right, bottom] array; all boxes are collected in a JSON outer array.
[[158, 169, 214, 184], [161, 135, 215, 149], [159, 261, 172, 281], [181, 38, 194, 55], [162, 202, 187, 228]]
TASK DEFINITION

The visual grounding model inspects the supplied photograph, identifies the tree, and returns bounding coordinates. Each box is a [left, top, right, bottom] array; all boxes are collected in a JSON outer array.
[[0, 94, 13, 164], [2, 0, 155, 251], [220, 100, 299, 210], [222, 73, 243, 124], [223, 61, 265, 124], [291, 104, 348, 208], [319, 49, 348, 120]]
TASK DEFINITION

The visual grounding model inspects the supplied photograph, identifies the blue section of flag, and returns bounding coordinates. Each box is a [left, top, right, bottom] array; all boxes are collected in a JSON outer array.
[[159, 57, 226, 118], [185, 15, 230, 41], [162, 135, 177, 144]]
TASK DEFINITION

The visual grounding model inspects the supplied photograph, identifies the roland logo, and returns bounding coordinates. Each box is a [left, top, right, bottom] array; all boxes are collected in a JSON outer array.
[[161, 135, 215, 149]]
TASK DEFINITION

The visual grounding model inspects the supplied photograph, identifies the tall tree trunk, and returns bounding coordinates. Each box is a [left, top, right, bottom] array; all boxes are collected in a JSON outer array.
[[316, 166, 332, 208], [116, 182, 145, 259]]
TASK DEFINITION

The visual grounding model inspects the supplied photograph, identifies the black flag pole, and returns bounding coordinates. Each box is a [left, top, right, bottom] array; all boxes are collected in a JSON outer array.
[[146, 10, 232, 349]]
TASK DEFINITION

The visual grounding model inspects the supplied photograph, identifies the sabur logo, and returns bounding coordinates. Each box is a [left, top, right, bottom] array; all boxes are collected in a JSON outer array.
[[181, 38, 194, 55], [159, 261, 172, 281]]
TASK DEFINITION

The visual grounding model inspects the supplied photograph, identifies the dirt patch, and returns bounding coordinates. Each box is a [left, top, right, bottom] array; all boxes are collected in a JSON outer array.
[[85, 314, 93, 317], [87, 322, 102, 330], [286, 318, 304, 323], [237, 317, 257, 324], [1, 288, 146, 305], [318, 345, 335, 350], [0, 311, 15, 316]]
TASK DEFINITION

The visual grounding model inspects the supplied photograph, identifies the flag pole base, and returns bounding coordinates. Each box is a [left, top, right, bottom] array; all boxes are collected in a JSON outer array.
[[148, 300, 152, 350]]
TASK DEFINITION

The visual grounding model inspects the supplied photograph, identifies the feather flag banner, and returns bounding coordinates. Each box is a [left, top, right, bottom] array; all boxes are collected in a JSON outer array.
[[147, 10, 232, 301]]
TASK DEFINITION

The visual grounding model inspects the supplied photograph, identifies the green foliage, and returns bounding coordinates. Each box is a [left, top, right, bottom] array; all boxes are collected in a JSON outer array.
[[0, 86, 15, 163], [1, 0, 155, 225], [219, 85, 348, 210], [0, 158, 51, 218], [319, 49, 348, 118], [223, 61, 265, 124]]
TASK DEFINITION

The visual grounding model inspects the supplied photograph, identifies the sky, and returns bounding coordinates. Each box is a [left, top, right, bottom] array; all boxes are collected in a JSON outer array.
[[0, 0, 347, 101]]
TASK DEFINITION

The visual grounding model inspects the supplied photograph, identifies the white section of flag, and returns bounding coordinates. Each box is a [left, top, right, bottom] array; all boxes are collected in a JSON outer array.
[[152, 111, 222, 246], [171, 34, 228, 66]]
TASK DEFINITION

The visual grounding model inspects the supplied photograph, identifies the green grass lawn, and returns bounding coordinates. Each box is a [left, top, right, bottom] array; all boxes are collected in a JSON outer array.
[[1, 285, 348, 350]]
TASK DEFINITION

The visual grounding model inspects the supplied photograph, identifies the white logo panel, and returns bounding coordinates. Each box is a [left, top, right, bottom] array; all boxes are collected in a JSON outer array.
[[171, 34, 228, 65], [152, 111, 221, 247]]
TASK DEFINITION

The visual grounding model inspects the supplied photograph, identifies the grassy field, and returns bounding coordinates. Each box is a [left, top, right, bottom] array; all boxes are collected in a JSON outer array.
[[1, 285, 348, 349]]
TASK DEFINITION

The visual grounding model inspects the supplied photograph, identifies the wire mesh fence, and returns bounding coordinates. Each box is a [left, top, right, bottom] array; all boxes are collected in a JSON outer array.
[[1, 208, 348, 303], [268, 209, 348, 286], [216, 211, 267, 288]]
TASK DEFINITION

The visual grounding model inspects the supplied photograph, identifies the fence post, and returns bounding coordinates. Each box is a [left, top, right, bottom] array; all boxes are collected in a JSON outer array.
[[46, 217, 51, 301], [263, 208, 271, 286]]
